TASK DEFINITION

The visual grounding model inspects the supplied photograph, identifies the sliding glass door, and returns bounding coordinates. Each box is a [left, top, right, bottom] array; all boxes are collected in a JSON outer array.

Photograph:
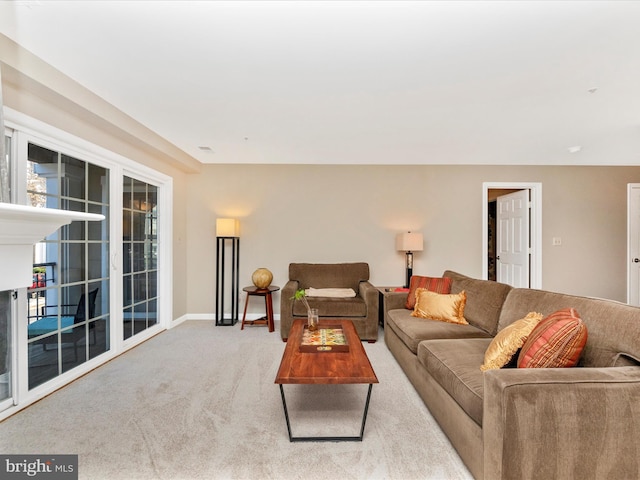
[[26, 143, 110, 389], [1, 111, 171, 419], [122, 176, 159, 340]]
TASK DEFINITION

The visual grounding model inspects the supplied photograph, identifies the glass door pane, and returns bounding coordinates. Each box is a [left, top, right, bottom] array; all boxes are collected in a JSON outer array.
[[1, 134, 13, 407], [0, 291, 11, 405], [123, 176, 158, 339]]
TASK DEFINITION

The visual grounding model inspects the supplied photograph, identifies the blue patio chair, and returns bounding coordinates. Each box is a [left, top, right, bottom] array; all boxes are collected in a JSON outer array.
[[28, 288, 99, 361]]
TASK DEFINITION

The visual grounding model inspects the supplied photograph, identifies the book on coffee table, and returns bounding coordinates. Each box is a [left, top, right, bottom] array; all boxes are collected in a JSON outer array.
[[300, 326, 349, 353]]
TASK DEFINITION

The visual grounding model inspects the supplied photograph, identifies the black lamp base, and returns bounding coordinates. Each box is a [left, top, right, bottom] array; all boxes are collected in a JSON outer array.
[[216, 236, 240, 326], [405, 251, 414, 288]]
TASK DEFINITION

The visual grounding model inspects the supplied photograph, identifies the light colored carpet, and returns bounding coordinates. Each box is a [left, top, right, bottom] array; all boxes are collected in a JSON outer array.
[[0, 321, 473, 480]]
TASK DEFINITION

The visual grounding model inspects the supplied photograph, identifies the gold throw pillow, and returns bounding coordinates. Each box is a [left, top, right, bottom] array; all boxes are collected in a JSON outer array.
[[480, 312, 544, 371], [411, 289, 468, 325]]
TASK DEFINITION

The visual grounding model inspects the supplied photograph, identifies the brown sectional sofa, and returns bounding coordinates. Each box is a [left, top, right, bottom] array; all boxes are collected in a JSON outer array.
[[384, 270, 640, 480]]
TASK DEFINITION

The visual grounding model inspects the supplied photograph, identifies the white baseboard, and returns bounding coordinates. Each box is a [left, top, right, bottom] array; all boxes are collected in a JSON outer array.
[[170, 313, 194, 328], [172, 313, 280, 328]]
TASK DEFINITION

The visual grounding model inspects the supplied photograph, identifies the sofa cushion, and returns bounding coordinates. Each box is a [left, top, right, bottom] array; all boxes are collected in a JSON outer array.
[[405, 275, 452, 310], [411, 290, 468, 325], [443, 271, 512, 336], [387, 308, 491, 354], [518, 308, 588, 368], [418, 338, 490, 426], [481, 312, 544, 371], [292, 296, 367, 317]]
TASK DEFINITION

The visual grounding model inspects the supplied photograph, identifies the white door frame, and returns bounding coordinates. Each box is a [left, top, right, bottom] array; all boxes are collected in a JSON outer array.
[[482, 182, 542, 289]]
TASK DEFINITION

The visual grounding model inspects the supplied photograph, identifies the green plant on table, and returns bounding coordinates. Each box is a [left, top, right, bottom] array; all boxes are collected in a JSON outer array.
[[292, 288, 311, 314]]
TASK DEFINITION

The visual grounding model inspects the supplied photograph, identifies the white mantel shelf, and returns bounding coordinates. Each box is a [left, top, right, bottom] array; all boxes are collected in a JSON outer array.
[[0, 203, 105, 291]]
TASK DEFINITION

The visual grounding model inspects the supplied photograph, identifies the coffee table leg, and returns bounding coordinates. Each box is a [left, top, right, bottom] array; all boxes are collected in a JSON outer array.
[[278, 384, 374, 442], [359, 383, 374, 439], [279, 384, 294, 442]]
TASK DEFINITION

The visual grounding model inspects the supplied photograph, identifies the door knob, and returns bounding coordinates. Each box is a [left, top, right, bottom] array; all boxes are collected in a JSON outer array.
[[496, 256, 500, 260], [634, 258, 640, 263]]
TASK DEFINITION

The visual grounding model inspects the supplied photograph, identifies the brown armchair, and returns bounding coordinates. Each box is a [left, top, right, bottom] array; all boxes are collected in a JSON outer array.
[[280, 262, 379, 342]]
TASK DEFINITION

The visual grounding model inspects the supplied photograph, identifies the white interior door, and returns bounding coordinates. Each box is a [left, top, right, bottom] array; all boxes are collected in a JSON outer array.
[[497, 190, 530, 288], [627, 184, 640, 305]]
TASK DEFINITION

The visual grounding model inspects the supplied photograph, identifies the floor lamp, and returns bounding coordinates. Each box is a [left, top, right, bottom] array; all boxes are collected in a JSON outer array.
[[215, 218, 240, 326], [396, 232, 424, 288]]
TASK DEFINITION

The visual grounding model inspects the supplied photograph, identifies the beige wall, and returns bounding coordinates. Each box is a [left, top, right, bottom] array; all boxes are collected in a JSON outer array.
[[187, 164, 640, 316], [4, 34, 640, 320], [4, 72, 639, 319], [171, 174, 189, 318]]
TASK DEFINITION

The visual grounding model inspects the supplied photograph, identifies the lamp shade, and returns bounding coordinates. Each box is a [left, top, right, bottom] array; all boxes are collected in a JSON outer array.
[[396, 232, 423, 252], [216, 218, 240, 237]]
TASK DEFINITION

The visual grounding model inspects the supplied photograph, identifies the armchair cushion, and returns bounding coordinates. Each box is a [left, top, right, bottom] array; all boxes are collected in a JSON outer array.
[[288, 262, 369, 291], [305, 288, 356, 298], [293, 296, 366, 317]]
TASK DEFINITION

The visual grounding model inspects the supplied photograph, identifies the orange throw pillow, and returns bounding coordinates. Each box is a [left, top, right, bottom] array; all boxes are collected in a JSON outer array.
[[517, 308, 588, 368], [405, 276, 452, 310]]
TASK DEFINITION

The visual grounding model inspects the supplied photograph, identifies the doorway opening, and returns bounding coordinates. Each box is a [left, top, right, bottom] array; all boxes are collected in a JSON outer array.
[[482, 182, 542, 289]]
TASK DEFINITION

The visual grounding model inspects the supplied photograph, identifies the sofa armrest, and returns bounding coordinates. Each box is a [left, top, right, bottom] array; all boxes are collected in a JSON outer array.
[[483, 366, 640, 479], [359, 281, 378, 316], [279, 280, 299, 340], [357, 281, 380, 341], [384, 291, 408, 311], [281, 280, 299, 301]]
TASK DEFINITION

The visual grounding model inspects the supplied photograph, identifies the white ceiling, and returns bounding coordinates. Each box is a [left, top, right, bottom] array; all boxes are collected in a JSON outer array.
[[1, 0, 640, 166]]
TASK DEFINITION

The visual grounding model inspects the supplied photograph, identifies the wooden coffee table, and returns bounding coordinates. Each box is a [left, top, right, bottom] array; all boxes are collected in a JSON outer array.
[[274, 319, 379, 442]]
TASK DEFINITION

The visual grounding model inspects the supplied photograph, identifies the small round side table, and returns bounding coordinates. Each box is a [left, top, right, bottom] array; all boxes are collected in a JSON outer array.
[[241, 285, 280, 332]]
